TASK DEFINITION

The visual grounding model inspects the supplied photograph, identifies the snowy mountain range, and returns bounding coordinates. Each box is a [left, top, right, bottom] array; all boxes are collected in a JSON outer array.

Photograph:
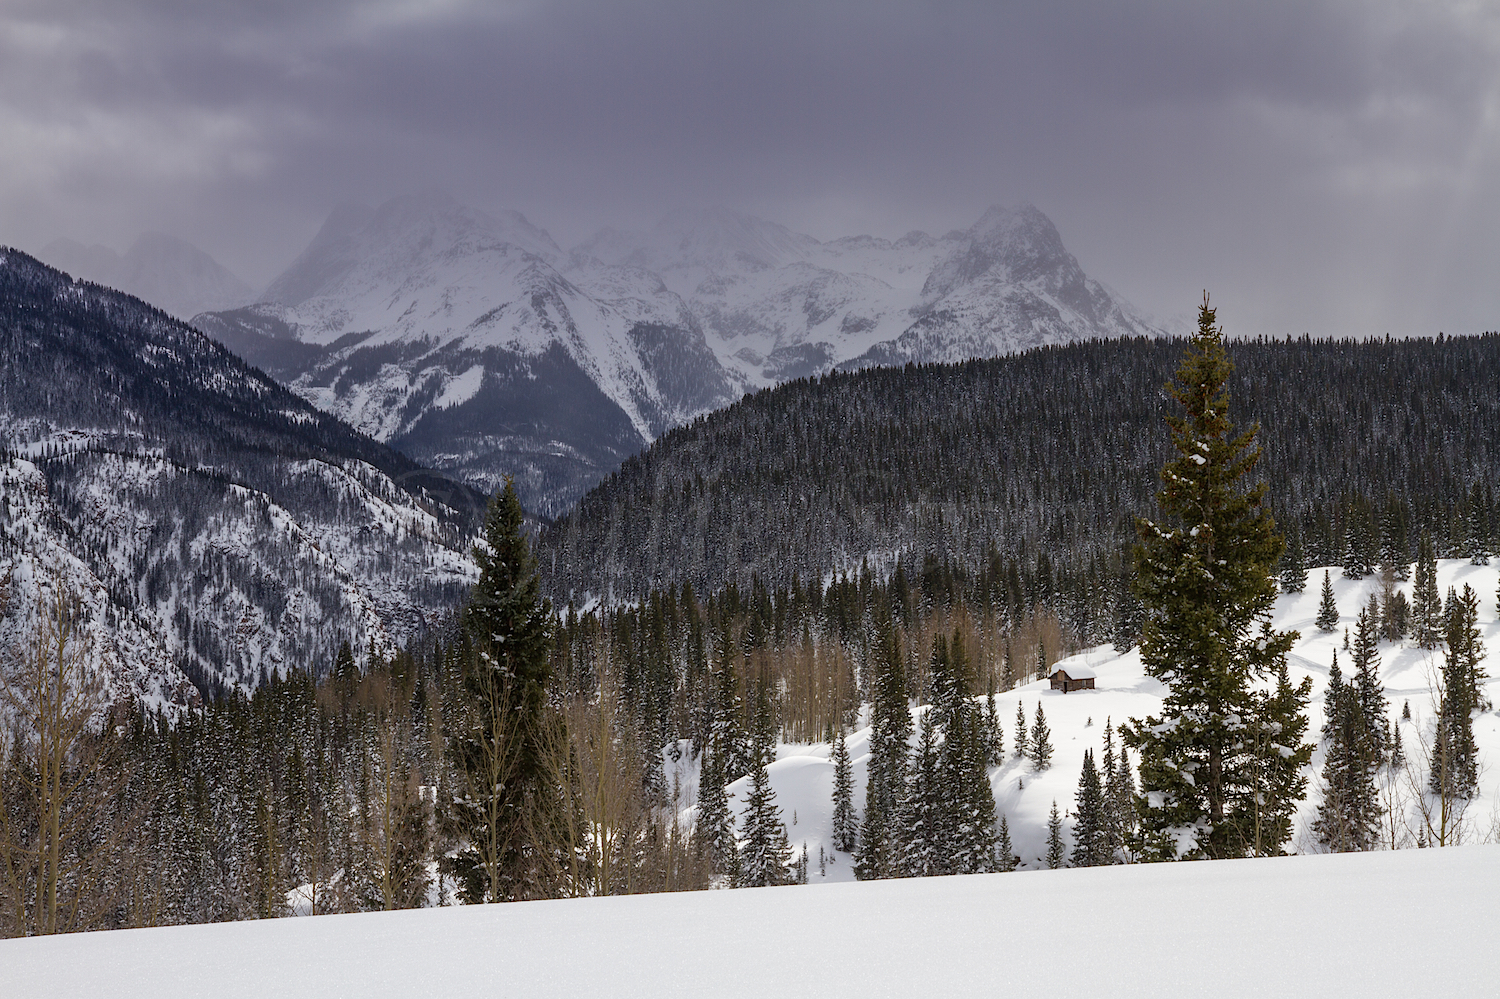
[[195, 194, 1164, 515], [0, 250, 480, 709], [40, 233, 255, 321]]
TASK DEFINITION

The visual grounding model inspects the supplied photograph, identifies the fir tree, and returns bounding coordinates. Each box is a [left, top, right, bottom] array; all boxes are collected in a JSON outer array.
[[997, 815, 1017, 872], [1113, 559, 1145, 651], [1029, 702, 1053, 771], [1411, 530, 1444, 649], [1112, 743, 1136, 860], [896, 712, 945, 877], [936, 633, 999, 874], [1314, 651, 1380, 852], [1351, 598, 1388, 764], [1070, 750, 1109, 867], [446, 479, 561, 903], [983, 685, 1004, 766], [830, 730, 857, 853], [1431, 584, 1486, 800], [1316, 571, 1340, 632], [695, 739, 737, 881], [1343, 502, 1376, 579], [739, 723, 793, 887], [1467, 481, 1491, 565], [1045, 800, 1066, 869], [1246, 662, 1314, 855], [1124, 296, 1304, 861], [855, 612, 909, 880], [1379, 502, 1410, 580]]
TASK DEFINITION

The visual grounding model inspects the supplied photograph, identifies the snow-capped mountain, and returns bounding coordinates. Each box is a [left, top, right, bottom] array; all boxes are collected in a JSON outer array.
[[196, 196, 1162, 514], [576, 203, 1162, 383], [40, 233, 254, 320], [195, 193, 733, 517], [0, 249, 480, 708]]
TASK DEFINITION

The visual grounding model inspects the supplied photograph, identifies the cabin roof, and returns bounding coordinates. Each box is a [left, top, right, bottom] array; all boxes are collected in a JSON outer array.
[[1050, 663, 1097, 680]]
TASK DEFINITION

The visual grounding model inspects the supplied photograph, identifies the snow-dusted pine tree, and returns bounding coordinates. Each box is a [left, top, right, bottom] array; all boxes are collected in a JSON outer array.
[[1070, 750, 1108, 867], [1316, 571, 1340, 632], [1124, 296, 1303, 862], [830, 730, 857, 853], [1045, 801, 1066, 869], [738, 693, 792, 887], [1029, 702, 1053, 771]]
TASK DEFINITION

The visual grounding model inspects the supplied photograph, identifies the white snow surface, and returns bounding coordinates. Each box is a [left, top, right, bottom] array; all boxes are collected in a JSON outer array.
[[3, 846, 1496, 997]]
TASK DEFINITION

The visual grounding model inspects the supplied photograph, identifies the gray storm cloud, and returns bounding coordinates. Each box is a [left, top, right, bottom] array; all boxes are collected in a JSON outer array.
[[2, 0, 1498, 335]]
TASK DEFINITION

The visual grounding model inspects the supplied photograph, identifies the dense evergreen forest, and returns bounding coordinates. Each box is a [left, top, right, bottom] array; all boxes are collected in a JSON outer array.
[[540, 334, 1500, 604]]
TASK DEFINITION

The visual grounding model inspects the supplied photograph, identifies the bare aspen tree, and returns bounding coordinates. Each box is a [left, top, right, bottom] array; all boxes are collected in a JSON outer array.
[[0, 583, 124, 936]]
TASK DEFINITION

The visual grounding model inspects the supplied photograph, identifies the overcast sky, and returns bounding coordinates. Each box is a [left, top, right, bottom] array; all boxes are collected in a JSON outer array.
[[3, 0, 1499, 335]]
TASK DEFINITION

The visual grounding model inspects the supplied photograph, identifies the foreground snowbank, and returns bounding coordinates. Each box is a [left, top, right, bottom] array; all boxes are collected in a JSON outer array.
[[4, 846, 1497, 997]]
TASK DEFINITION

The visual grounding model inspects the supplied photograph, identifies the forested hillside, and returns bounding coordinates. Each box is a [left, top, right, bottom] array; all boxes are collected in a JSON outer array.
[[0, 249, 484, 702], [540, 335, 1500, 605]]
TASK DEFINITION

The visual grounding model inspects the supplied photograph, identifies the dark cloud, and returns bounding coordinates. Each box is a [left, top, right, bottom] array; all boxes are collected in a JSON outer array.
[[3, 0, 1498, 334]]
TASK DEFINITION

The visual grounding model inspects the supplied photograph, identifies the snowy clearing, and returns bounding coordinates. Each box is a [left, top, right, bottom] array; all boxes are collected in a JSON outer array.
[[3, 846, 1496, 997]]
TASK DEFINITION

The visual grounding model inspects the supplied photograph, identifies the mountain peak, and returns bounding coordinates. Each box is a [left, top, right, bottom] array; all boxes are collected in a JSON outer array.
[[261, 194, 562, 308]]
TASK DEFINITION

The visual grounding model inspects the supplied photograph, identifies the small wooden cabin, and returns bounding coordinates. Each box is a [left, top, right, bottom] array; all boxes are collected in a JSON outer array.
[[1049, 664, 1096, 693]]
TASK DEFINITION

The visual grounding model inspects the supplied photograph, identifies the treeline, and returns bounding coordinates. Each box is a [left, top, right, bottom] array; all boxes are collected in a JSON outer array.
[[540, 334, 1500, 602]]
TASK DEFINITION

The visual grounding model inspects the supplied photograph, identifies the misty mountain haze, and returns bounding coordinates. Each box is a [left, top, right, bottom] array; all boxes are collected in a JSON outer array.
[[39, 233, 255, 320], [189, 193, 1164, 515]]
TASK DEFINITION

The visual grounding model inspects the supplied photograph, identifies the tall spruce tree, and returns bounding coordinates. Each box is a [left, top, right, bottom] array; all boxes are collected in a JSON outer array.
[[896, 712, 945, 877], [1045, 800, 1066, 869], [830, 730, 857, 853], [1431, 584, 1486, 800], [695, 738, 738, 883], [446, 479, 561, 903], [855, 611, 909, 880], [1411, 530, 1444, 648], [1313, 651, 1380, 852], [1029, 702, 1053, 771], [1013, 700, 1029, 761], [1467, 481, 1491, 565], [1124, 297, 1304, 861], [1070, 750, 1109, 867], [1316, 571, 1340, 632], [1246, 661, 1314, 855], [739, 692, 793, 887], [1113, 559, 1145, 651]]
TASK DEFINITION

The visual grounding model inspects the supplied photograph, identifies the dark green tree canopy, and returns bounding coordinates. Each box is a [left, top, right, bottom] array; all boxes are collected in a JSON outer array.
[[1127, 296, 1304, 861]]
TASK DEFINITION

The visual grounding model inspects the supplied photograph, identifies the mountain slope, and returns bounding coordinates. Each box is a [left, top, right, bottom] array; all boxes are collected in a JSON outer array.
[[0, 249, 481, 705], [537, 335, 1500, 603]]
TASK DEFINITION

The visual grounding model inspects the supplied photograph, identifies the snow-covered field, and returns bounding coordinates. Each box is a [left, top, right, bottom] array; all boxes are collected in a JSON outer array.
[[692, 559, 1500, 878], [4, 846, 1496, 997]]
